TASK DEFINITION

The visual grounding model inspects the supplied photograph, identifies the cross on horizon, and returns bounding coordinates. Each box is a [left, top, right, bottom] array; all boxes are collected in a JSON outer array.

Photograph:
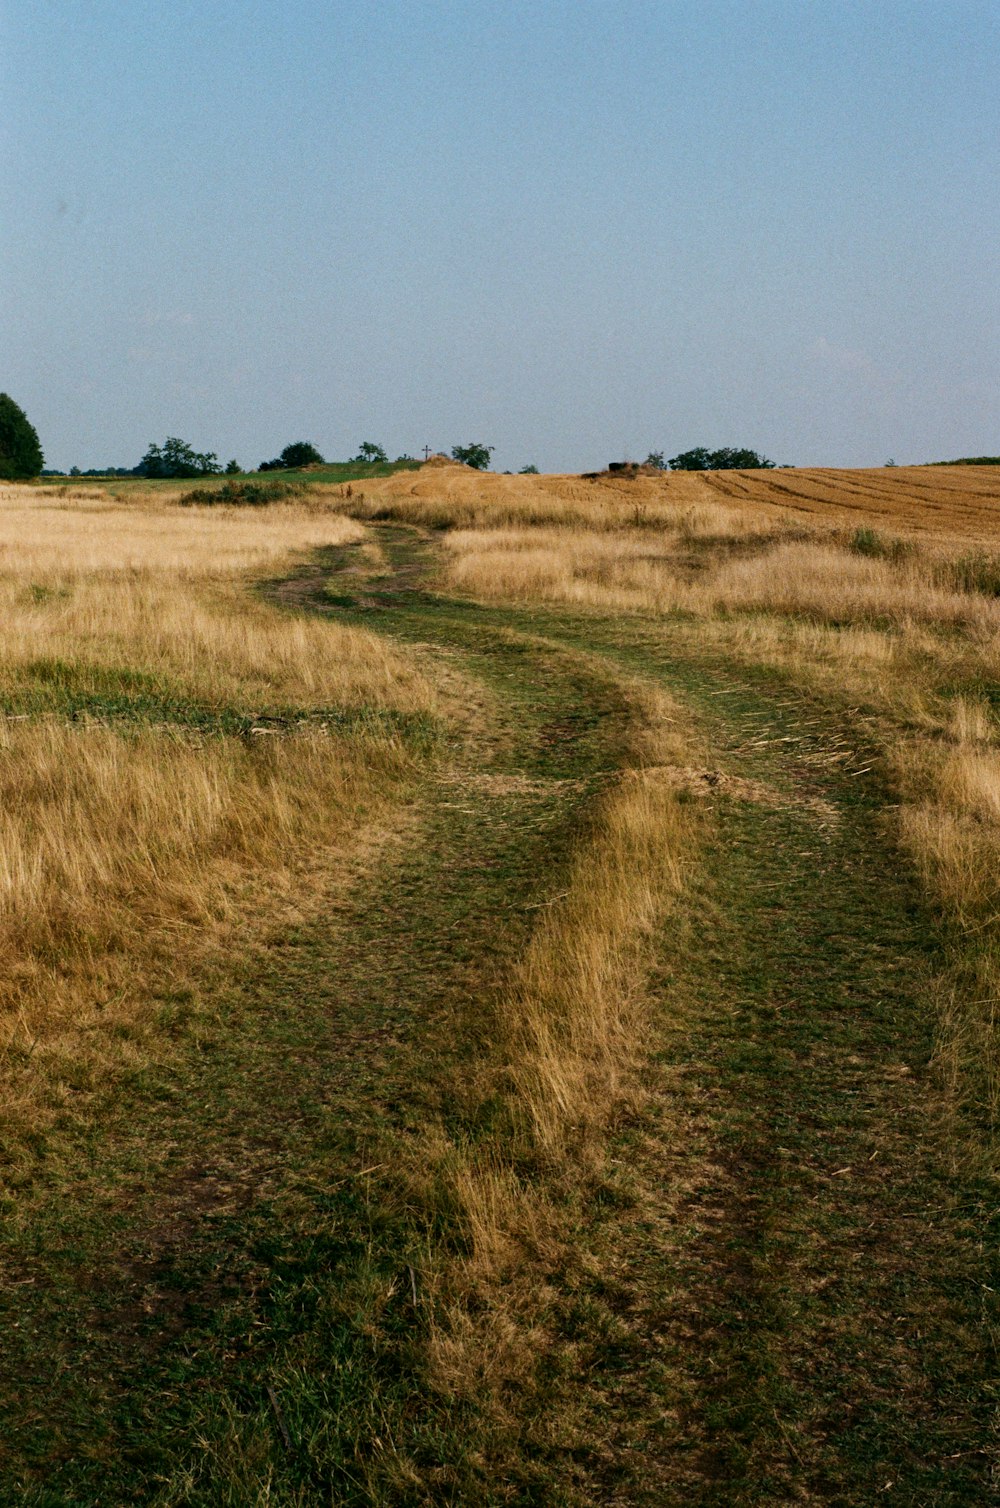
[[422, 445, 432, 461]]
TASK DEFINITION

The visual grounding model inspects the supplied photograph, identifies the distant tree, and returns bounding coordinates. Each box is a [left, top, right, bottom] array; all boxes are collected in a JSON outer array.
[[137, 437, 221, 479], [283, 441, 324, 468], [885, 458, 897, 467], [396, 453, 415, 461], [718, 447, 774, 469], [666, 447, 712, 471], [927, 455, 1000, 467], [451, 443, 493, 470], [668, 446, 774, 471], [354, 441, 388, 463], [0, 393, 44, 480], [259, 441, 324, 471], [519, 463, 539, 474], [644, 451, 667, 470], [59, 465, 134, 477]]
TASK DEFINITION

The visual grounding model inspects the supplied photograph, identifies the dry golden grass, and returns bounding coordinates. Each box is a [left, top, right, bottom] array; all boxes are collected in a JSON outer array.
[[0, 485, 435, 710], [891, 735, 1000, 1141], [1, 571, 434, 711], [437, 525, 1000, 636], [705, 540, 1000, 627], [443, 525, 693, 614], [0, 485, 438, 1144], [9, 464, 1000, 1292], [348, 462, 1000, 1159], [8, 466, 999, 1495], [0, 721, 403, 1091], [5, 481, 350, 574], [333, 460, 764, 535], [337, 457, 1000, 543], [409, 677, 703, 1402], [345, 465, 1000, 633], [498, 761, 696, 1157], [700, 463, 1000, 540]]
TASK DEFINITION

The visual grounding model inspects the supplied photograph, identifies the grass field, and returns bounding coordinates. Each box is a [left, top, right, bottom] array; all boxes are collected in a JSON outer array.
[[0, 464, 997, 1503]]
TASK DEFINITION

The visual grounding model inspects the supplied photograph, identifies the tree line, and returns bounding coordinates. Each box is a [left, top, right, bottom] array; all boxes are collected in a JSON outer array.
[[1, 389, 788, 480], [130, 439, 507, 478], [644, 447, 776, 471]]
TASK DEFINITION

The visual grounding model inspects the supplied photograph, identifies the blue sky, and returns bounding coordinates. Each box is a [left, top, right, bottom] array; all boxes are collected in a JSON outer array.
[[2, 0, 997, 471]]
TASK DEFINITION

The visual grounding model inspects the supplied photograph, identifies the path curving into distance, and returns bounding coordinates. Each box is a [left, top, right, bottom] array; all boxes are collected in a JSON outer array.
[[301, 523, 996, 1504], [0, 520, 993, 1505]]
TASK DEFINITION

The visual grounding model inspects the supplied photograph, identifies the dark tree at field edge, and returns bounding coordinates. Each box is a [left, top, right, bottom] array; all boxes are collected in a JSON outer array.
[[668, 446, 775, 471], [0, 394, 44, 480]]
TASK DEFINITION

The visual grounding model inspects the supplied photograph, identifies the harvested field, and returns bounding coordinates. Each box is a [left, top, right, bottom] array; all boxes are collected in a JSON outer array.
[[339, 457, 1000, 544]]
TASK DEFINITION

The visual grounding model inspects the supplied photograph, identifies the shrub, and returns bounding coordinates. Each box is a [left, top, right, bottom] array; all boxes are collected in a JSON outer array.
[[179, 479, 305, 507], [848, 526, 912, 563], [260, 442, 324, 471], [451, 443, 494, 470]]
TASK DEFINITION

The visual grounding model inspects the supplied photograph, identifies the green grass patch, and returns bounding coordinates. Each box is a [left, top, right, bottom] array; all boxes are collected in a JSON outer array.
[[179, 478, 307, 506], [284, 458, 422, 485], [847, 525, 913, 562], [0, 659, 440, 749]]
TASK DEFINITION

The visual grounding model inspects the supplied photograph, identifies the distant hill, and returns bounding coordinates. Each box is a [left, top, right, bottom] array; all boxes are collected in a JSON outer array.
[[271, 457, 422, 484]]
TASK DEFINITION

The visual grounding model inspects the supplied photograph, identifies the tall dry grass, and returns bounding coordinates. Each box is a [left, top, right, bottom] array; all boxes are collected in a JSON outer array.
[[334, 465, 767, 536], [0, 485, 435, 710], [439, 524, 1000, 634], [706, 540, 1000, 627], [498, 763, 694, 1158], [0, 486, 438, 1148], [407, 676, 703, 1402], [352, 465, 1000, 1161]]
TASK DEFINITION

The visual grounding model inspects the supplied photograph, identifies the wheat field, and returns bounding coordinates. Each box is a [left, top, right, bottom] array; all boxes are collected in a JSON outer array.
[[0, 484, 438, 1141]]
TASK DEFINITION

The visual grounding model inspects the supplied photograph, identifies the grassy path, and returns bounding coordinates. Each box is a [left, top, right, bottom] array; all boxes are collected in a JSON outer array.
[[286, 529, 998, 1502], [0, 530, 656, 1503], [535, 652, 997, 1504], [0, 523, 994, 1503]]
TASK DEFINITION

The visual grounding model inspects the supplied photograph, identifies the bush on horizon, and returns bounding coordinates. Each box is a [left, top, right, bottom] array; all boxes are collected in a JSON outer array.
[[668, 446, 775, 471], [259, 441, 325, 472]]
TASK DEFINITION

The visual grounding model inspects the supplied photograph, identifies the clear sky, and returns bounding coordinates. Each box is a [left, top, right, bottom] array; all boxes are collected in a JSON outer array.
[[2, 0, 997, 472]]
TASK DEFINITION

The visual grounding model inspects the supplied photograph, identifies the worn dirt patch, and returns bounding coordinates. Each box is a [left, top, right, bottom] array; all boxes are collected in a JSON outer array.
[[635, 763, 842, 824]]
